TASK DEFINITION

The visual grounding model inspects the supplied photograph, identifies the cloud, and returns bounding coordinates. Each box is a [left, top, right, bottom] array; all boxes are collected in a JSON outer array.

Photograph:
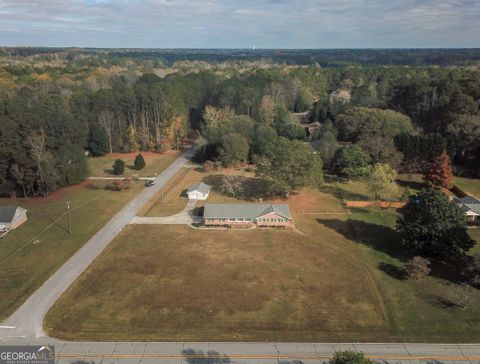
[[0, 0, 478, 47]]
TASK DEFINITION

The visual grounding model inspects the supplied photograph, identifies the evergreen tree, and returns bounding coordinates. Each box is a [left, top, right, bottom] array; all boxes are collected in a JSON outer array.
[[397, 188, 474, 260], [89, 124, 109, 156], [134, 154, 146, 170], [113, 159, 125, 175]]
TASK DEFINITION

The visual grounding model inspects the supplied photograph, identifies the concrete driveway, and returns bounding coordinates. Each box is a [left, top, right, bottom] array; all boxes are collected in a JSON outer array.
[[129, 198, 202, 225], [0, 145, 197, 341]]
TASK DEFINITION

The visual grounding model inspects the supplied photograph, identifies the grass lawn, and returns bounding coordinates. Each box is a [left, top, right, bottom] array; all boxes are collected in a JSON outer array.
[[322, 173, 425, 202], [87, 151, 180, 177], [141, 166, 272, 217], [454, 176, 480, 197], [45, 224, 390, 342], [0, 153, 180, 321], [45, 168, 480, 342]]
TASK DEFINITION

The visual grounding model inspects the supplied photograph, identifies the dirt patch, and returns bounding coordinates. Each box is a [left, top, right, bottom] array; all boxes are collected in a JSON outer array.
[[346, 201, 406, 208]]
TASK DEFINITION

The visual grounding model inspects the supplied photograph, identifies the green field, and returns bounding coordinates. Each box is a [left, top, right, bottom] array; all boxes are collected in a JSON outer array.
[[87, 151, 180, 177], [454, 177, 480, 197], [45, 171, 480, 342], [0, 152, 179, 321]]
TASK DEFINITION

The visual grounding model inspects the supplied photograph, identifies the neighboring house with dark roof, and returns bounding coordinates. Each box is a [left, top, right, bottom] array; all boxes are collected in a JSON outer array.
[[454, 196, 480, 224], [186, 182, 211, 200], [0, 205, 28, 230], [203, 203, 293, 227]]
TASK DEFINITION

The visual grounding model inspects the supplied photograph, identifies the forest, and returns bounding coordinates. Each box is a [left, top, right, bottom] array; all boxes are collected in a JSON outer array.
[[0, 47, 479, 197]]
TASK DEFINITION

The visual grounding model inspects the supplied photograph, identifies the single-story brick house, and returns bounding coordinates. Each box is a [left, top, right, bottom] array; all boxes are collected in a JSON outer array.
[[454, 195, 480, 224], [0, 205, 28, 230], [203, 203, 293, 227], [186, 182, 211, 200]]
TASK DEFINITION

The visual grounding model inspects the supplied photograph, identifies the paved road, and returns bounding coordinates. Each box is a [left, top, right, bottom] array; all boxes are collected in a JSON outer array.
[[130, 198, 201, 225], [0, 146, 197, 341], [0, 340, 479, 363]]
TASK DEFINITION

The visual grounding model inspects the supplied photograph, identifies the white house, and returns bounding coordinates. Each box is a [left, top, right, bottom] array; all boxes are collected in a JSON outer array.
[[0, 205, 28, 230], [186, 182, 211, 200], [454, 195, 480, 225]]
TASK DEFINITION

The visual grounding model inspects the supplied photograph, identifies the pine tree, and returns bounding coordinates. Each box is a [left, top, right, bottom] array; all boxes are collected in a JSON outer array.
[[113, 159, 125, 175], [134, 154, 146, 170], [89, 124, 109, 156], [423, 151, 453, 189]]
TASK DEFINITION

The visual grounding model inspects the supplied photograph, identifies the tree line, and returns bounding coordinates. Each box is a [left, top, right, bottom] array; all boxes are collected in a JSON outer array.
[[0, 54, 479, 197]]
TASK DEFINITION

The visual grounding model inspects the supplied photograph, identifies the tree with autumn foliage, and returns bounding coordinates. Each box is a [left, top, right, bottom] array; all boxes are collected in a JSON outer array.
[[423, 151, 453, 189]]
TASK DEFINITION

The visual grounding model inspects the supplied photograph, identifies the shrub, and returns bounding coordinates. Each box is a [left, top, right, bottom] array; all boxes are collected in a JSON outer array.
[[113, 159, 125, 175], [112, 179, 124, 191], [329, 350, 373, 364], [404, 256, 431, 280], [134, 154, 146, 170], [203, 160, 214, 172]]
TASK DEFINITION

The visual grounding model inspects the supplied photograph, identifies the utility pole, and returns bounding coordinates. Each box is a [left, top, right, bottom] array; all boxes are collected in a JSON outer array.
[[66, 201, 71, 234]]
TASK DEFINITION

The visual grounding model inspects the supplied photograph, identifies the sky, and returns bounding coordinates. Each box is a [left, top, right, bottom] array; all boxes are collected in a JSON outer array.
[[0, 0, 478, 48]]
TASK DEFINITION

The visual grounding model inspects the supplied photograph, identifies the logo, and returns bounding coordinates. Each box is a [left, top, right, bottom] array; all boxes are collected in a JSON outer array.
[[0, 345, 54, 364]]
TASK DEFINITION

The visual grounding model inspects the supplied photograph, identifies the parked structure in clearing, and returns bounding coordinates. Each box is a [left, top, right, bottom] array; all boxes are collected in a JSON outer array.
[[203, 203, 293, 227], [0, 205, 28, 236], [186, 182, 211, 200]]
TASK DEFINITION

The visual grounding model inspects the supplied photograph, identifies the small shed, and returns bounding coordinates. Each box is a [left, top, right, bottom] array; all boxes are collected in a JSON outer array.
[[0, 205, 28, 230], [186, 182, 211, 200]]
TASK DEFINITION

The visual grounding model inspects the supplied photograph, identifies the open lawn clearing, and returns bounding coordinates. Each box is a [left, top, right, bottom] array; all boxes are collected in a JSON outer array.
[[87, 150, 180, 177], [143, 166, 346, 217], [322, 174, 425, 202], [45, 178, 480, 342], [45, 224, 389, 342], [0, 152, 179, 322], [454, 176, 480, 197], [470, 229, 480, 255], [332, 206, 480, 342], [0, 181, 142, 321]]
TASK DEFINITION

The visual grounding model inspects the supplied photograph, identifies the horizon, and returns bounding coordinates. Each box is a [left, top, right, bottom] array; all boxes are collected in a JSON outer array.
[[1, 46, 480, 50], [1, 0, 479, 48]]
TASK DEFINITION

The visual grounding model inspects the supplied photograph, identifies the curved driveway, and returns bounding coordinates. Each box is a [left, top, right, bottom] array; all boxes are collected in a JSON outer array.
[[0, 146, 197, 340]]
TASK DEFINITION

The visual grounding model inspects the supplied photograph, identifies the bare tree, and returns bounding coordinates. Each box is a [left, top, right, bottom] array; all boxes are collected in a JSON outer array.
[[27, 129, 49, 196], [404, 256, 431, 280], [221, 175, 244, 198], [98, 110, 114, 153], [10, 164, 28, 199]]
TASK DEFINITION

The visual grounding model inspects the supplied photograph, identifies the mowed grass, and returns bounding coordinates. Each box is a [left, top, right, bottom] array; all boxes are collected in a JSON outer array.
[[142, 166, 274, 217], [45, 224, 390, 342], [322, 174, 425, 202], [0, 182, 142, 321], [87, 151, 180, 177], [454, 176, 480, 197], [0, 153, 179, 321], [45, 170, 480, 342]]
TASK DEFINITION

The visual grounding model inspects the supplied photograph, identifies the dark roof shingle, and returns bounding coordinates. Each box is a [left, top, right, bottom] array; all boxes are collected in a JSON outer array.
[[0, 205, 20, 223]]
